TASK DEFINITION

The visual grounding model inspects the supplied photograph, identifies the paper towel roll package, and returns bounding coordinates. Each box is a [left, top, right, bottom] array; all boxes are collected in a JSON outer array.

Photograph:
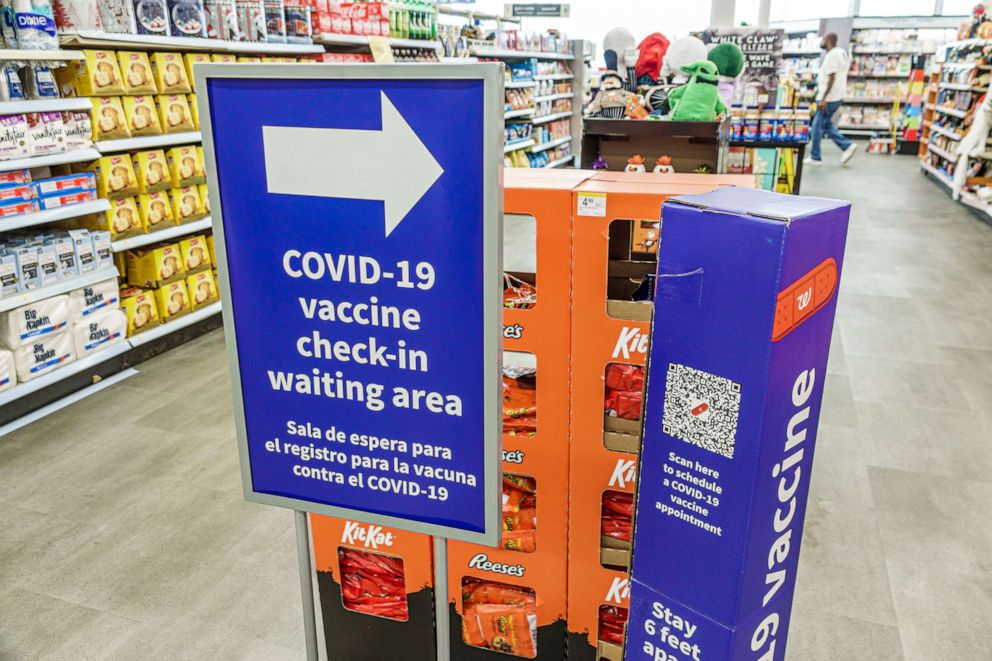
[[14, 332, 75, 382], [1, 295, 70, 349], [0, 348, 15, 392], [72, 309, 127, 358], [68, 279, 120, 319]]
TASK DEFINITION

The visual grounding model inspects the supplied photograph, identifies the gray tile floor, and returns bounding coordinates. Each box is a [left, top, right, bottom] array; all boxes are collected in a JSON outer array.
[[1, 154, 990, 660]]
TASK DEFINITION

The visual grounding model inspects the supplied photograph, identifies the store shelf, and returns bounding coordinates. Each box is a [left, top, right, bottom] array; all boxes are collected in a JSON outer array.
[[838, 126, 889, 134], [111, 217, 212, 252], [0, 199, 110, 233], [0, 340, 129, 408], [62, 31, 323, 54], [531, 135, 571, 153], [471, 46, 573, 60], [843, 97, 895, 104], [941, 61, 979, 69], [0, 97, 92, 115], [930, 124, 963, 141], [0, 148, 100, 173], [920, 160, 954, 190], [533, 74, 573, 81], [127, 301, 222, 348], [784, 50, 820, 56], [96, 132, 202, 154], [959, 190, 992, 218], [544, 154, 573, 169], [934, 105, 968, 119], [317, 33, 439, 50], [849, 73, 908, 79], [927, 142, 957, 163], [505, 80, 536, 89], [504, 138, 536, 153], [0, 267, 118, 313], [532, 111, 572, 125], [505, 108, 535, 120], [533, 92, 574, 103], [939, 82, 984, 91], [0, 49, 85, 61]]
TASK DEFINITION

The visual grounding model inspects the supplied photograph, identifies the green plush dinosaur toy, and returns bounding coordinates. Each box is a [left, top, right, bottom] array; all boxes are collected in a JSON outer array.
[[668, 60, 727, 122]]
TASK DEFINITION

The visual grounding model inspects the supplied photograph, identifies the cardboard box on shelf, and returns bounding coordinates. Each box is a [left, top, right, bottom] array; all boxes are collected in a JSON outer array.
[[310, 515, 437, 660], [625, 188, 850, 661]]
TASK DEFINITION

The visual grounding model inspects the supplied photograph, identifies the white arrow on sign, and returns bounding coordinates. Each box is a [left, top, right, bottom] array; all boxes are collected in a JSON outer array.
[[262, 91, 444, 237]]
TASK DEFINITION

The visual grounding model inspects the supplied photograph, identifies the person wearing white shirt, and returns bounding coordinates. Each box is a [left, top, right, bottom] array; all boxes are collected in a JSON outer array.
[[806, 33, 857, 166]]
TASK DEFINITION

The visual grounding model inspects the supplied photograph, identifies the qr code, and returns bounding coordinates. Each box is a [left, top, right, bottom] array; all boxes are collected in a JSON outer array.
[[662, 363, 742, 458]]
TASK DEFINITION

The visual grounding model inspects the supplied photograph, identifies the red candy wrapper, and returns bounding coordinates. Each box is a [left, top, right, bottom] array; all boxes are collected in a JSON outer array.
[[601, 490, 634, 542], [338, 547, 409, 621], [599, 605, 629, 645], [504, 273, 537, 309], [462, 579, 539, 658], [503, 365, 537, 436], [604, 363, 645, 420]]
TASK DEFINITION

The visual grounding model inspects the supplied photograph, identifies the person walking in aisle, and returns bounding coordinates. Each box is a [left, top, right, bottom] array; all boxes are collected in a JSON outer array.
[[806, 32, 857, 166]]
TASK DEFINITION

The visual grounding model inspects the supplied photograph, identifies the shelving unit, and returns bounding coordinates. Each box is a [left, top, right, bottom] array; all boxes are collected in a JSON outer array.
[[316, 33, 440, 50], [0, 267, 119, 314], [0, 98, 92, 114], [505, 108, 535, 120], [0, 148, 100, 173], [471, 46, 573, 60], [0, 199, 110, 233], [128, 302, 222, 348], [96, 132, 202, 154], [0, 49, 85, 61], [533, 111, 572, 125], [61, 31, 323, 54], [531, 136, 571, 153], [504, 138, 536, 154], [544, 155, 573, 169], [111, 217, 213, 252], [0, 341, 130, 408]]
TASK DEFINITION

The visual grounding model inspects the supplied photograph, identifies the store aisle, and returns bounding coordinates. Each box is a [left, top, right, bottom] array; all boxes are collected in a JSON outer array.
[[1, 154, 991, 660]]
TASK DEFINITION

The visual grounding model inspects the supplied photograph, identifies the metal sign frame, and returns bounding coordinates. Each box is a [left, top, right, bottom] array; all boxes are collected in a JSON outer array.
[[195, 63, 505, 547]]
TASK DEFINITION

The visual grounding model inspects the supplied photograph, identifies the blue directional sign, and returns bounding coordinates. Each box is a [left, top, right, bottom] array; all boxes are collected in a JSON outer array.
[[197, 64, 504, 545]]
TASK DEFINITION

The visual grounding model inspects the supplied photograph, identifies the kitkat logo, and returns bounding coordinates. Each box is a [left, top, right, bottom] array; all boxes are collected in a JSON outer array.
[[772, 258, 838, 342], [341, 521, 394, 549], [613, 326, 649, 359], [468, 553, 525, 577], [609, 459, 637, 488], [605, 577, 631, 604]]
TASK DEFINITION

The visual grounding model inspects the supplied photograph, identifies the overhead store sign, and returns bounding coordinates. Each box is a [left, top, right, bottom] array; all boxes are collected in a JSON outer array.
[[197, 63, 504, 545], [506, 3, 570, 18]]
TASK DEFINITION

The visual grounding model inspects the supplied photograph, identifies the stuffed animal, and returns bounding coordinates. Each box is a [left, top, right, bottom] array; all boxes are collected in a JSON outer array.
[[668, 61, 727, 122], [625, 155, 647, 172], [625, 94, 649, 119], [707, 42, 745, 78], [587, 71, 636, 119], [653, 156, 674, 173], [603, 27, 635, 77], [635, 33, 670, 86], [663, 36, 708, 81]]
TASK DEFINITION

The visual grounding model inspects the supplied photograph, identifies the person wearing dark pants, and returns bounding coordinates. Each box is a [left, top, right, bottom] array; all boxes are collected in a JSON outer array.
[[805, 32, 857, 166]]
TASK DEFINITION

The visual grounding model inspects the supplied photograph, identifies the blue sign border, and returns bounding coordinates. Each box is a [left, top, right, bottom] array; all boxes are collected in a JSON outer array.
[[195, 63, 505, 546]]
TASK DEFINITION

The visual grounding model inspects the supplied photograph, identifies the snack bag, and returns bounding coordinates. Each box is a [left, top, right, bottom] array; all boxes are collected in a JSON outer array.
[[604, 362, 644, 420], [153, 280, 189, 320], [95, 0, 135, 33], [598, 606, 629, 646], [136, 190, 175, 232], [502, 365, 536, 436], [503, 273, 536, 309], [133, 0, 168, 35], [132, 149, 172, 193], [93, 154, 139, 198], [182, 52, 210, 89], [600, 490, 634, 542], [188, 92, 199, 129], [90, 96, 130, 141], [74, 49, 125, 96], [185, 269, 217, 309], [150, 52, 191, 94], [461, 579, 538, 657], [103, 195, 141, 239], [117, 50, 157, 94], [122, 95, 163, 136], [179, 234, 210, 273], [166, 144, 202, 186], [210, 52, 236, 63], [121, 288, 160, 335], [167, 0, 207, 37], [155, 94, 194, 133], [169, 185, 204, 222]]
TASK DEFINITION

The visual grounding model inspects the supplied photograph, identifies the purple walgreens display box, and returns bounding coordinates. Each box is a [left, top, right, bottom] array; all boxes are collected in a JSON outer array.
[[624, 187, 851, 661]]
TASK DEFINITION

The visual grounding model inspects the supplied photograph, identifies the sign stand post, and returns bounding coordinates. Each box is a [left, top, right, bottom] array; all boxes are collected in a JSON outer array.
[[294, 510, 320, 661], [433, 537, 451, 661]]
